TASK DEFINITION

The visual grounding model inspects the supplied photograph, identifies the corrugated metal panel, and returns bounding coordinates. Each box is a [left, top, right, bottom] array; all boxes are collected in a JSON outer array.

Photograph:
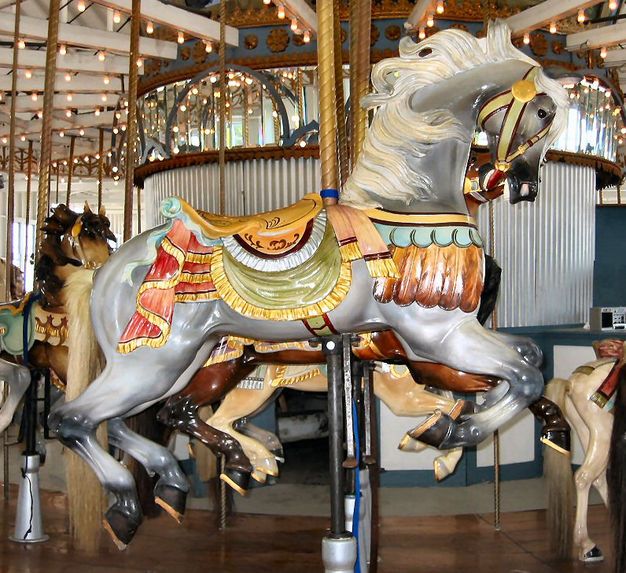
[[144, 160, 595, 328], [477, 162, 596, 327], [144, 157, 320, 227]]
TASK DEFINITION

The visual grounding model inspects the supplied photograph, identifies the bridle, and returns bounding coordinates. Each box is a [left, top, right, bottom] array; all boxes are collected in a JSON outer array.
[[68, 215, 100, 270], [477, 67, 552, 173]]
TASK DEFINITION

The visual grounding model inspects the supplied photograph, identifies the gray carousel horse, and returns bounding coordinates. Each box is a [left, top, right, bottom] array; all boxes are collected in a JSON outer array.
[[49, 22, 574, 547]]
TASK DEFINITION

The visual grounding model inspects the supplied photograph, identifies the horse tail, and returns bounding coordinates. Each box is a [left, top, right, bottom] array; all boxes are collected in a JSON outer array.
[[608, 365, 626, 573], [63, 268, 107, 552], [543, 377, 574, 559]]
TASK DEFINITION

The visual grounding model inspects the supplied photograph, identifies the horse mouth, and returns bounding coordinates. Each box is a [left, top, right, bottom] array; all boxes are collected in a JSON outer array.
[[508, 177, 537, 204]]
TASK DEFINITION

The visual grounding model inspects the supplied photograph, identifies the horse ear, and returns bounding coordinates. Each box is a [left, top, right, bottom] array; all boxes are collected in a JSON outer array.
[[52, 203, 77, 226], [84, 201, 93, 214], [99, 204, 106, 217], [543, 67, 583, 88]]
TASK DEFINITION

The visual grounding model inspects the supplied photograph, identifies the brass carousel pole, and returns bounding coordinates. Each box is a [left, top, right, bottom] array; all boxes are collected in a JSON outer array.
[[35, 0, 60, 259], [318, 0, 338, 206], [123, 0, 141, 242], [333, 0, 348, 187], [23, 140, 33, 274], [65, 135, 75, 205], [348, 0, 360, 167], [97, 129, 104, 211], [5, 0, 21, 300], [354, 0, 371, 160]]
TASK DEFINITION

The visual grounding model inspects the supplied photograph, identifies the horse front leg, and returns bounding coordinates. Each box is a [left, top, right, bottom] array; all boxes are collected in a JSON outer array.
[[157, 357, 258, 496], [395, 316, 543, 449], [0, 360, 31, 433]]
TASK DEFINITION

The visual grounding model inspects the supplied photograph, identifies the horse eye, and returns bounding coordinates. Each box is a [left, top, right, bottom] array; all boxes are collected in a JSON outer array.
[[537, 108, 547, 119]]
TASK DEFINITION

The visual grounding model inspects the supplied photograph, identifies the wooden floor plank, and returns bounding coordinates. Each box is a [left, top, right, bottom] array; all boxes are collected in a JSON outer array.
[[0, 488, 614, 572]]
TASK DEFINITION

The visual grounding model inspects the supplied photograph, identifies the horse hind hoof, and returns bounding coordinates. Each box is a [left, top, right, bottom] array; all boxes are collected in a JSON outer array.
[[581, 546, 604, 562], [103, 507, 142, 550], [407, 411, 456, 449], [220, 468, 251, 496], [541, 429, 571, 456], [154, 483, 187, 524]]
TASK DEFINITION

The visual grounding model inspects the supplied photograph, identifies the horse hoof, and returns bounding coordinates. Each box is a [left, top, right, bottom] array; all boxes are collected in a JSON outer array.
[[220, 468, 250, 496], [541, 429, 570, 456], [271, 448, 285, 463], [103, 506, 142, 550], [581, 546, 604, 562], [408, 411, 455, 449], [154, 483, 187, 524], [449, 399, 475, 420]]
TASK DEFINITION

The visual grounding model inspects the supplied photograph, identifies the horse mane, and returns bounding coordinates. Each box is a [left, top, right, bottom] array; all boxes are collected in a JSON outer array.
[[341, 20, 569, 208]]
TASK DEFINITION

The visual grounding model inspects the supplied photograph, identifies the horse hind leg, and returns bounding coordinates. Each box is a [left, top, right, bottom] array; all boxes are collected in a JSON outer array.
[[107, 417, 189, 523], [0, 360, 30, 433]]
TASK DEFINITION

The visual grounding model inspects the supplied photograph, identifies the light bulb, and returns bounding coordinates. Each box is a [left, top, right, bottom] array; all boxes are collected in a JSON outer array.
[[79, 129, 85, 136], [205, 41, 212, 53], [426, 13, 434, 27], [263, 0, 271, 4], [77, 0, 86, 12], [549, 22, 556, 34], [17, 39, 25, 49], [59, 44, 67, 55], [137, 57, 143, 67], [101, 94, 108, 102], [303, 30, 311, 43], [103, 75, 110, 85], [98, 51, 106, 61], [277, 4, 285, 19], [577, 9, 585, 23], [95, 107, 100, 116], [436, 0, 444, 15], [177, 31, 185, 44], [20, 135, 26, 141], [64, 72, 71, 82], [65, 109, 72, 117], [113, 10, 121, 23], [609, 0, 618, 10], [523, 32, 530, 45], [24, 69, 32, 79], [600, 46, 607, 58], [59, 131, 64, 138], [31, 92, 38, 101], [66, 93, 73, 101], [146, 21, 154, 34], [418, 27, 426, 40], [291, 18, 298, 31]]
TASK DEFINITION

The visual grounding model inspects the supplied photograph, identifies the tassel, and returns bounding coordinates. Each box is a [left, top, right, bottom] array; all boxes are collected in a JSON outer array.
[[339, 240, 362, 262], [365, 256, 400, 279]]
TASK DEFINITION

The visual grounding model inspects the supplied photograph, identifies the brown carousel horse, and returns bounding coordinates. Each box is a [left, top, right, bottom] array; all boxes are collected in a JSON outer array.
[[156, 152, 570, 494]]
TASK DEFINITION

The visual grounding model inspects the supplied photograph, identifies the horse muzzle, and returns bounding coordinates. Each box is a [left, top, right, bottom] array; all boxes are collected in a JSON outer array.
[[507, 160, 538, 204]]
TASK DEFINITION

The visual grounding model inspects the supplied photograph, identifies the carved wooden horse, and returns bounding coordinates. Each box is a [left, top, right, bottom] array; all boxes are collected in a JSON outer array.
[[0, 203, 115, 433], [545, 339, 625, 562], [49, 24, 574, 547]]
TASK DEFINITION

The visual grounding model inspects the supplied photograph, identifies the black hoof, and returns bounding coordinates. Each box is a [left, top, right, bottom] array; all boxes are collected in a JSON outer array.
[[582, 545, 604, 562], [220, 467, 251, 496], [542, 429, 570, 455], [408, 411, 456, 449], [154, 483, 187, 523], [103, 506, 142, 549], [271, 447, 285, 462]]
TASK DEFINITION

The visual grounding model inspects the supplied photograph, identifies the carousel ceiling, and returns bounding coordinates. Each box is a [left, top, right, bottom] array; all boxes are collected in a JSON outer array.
[[0, 0, 624, 162]]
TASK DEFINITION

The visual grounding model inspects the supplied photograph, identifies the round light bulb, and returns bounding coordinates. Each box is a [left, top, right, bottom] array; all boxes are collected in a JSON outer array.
[[303, 30, 311, 43], [277, 4, 285, 19], [98, 51, 106, 61], [436, 0, 444, 15], [291, 18, 298, 31], [600, 46, 607, 58], [24, 69, 32, 79], [146, 21, 154, 34], [64, 72, 71, 82], [177, 31, 185, 44], [577, 9, 585, 23], [59, 44, 67, 55], [103, 75, 110, 85], [31, 92, 38, 101], [549, 22, 556, 34], [426, 13, 434, 27], [77, 0, 86, 12], [523, 32, 530, 45], [418, 27, 426, 40]]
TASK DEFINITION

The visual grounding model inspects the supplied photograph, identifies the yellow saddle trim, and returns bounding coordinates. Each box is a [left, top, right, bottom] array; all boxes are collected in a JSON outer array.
[[364, 210, 476, 226], [183, 193, 323, 240]]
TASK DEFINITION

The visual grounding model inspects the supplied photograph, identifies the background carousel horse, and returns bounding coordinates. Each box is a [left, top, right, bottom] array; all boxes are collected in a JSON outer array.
[[0, 203, 115, 436], [49, 22, 574, 548], [544, 339, 625, 562]]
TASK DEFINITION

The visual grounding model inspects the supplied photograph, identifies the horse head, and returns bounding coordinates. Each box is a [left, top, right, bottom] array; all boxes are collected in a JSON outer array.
[[341, 21, 577, 212], [36, 202, 116, 307]]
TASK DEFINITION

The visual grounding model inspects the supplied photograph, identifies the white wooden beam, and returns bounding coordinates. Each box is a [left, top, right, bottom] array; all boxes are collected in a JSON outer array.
[[0, 73, 124, 92], [603, 48, 626, 66], [0, 47, 136, 75], [3, 92, 120, 111], [406, 0, 435, 29], [506, 0, 603, 35], [0, 13, 178, 59], [567, 22, 626, 51], [282, 0, 317, 34], [89, 0, 240, 45]]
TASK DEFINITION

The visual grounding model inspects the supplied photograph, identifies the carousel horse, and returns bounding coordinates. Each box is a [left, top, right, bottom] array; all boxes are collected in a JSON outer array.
[[49, 22, 575, 548], [205, 361, 465, 484], [156, 152, 568, 492], [0, 202, 115, 434], [545, 340, 625, 562]]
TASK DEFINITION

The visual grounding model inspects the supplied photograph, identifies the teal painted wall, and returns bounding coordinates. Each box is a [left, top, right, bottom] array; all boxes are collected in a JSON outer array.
[[594, 206, 626, 308]]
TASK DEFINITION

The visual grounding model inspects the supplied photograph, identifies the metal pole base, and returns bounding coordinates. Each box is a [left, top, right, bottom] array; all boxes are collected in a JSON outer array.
[[322, 535, 357, 573], [9, 454, 49, 543]]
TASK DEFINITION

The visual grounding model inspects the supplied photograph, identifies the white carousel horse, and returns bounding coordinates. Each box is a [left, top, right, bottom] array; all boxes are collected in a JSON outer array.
[[545, 339, 625, 562], [48, 23, 574, 547], [206, 363, 464, 486]]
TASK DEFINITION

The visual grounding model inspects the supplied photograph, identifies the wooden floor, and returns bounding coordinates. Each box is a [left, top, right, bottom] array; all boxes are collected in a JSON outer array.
[[0, 488, 613, 572]]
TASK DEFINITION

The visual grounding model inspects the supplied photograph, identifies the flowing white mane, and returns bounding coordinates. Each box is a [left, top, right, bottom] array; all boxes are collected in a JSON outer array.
[[341, 21, 569, 209]]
